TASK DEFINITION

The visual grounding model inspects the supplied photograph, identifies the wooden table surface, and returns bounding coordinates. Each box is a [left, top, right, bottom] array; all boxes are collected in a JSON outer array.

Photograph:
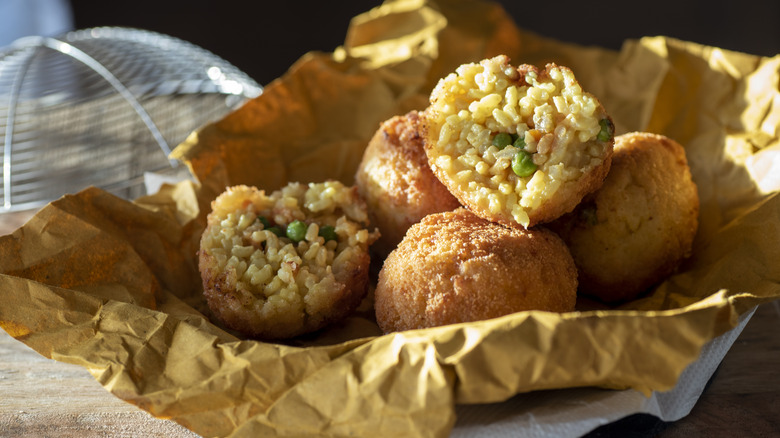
[[1, 210, 779, 437]]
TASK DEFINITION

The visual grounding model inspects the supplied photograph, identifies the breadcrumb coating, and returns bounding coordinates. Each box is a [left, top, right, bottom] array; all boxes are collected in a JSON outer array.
[[374, 208, 577, 332], [549, 132, 699, 303], [355, 110, 461, 258]]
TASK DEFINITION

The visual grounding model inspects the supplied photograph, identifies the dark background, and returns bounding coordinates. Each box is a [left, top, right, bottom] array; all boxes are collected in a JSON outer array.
[[67, 0, 779, 86]]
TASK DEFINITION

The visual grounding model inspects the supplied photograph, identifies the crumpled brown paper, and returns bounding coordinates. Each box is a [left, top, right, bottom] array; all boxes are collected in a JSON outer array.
[[1, 0, 780, 437]]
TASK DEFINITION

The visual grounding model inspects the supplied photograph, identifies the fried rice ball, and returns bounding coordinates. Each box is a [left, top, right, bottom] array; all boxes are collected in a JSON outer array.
[[198, 181, 379, 339], [424, 55, 614, 229], [374, 208, 577, 332], [355, 110, 461, 258], [549, 132, 699, 303]]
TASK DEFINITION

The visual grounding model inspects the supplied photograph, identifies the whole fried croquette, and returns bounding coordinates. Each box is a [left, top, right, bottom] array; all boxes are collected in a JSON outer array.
[[424, 55, 614, 229], [549, 132, 699, 303], [374, 208, 577, 332], [198, 181, 379, 339], [355, 110, 461, 257]]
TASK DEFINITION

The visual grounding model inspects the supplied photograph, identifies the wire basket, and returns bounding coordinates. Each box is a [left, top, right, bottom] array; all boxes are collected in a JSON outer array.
[[0, 27, 262, 212]]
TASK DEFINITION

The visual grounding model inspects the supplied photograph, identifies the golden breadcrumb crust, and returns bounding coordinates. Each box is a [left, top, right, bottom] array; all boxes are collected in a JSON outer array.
[[375, 208, 577, 332], [355, 111, 461, 258], [549, 132, 699, 303]]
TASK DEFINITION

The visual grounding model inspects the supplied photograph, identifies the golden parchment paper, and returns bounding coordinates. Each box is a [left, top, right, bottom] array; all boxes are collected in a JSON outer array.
[[1, 0, 780, 437]]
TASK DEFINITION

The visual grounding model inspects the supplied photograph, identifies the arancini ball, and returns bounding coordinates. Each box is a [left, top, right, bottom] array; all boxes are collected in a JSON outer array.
[[375, 208, 577, 332], [549, 132, 699, 303]]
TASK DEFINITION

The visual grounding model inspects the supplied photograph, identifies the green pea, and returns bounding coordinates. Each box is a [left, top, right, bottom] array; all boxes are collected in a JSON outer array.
[[492, 132, 513, 150], [318, 225, 338, 242], [513, 135, 526, 149], [266, 226, 283, 237], [257, 216, 272, 229], [597, 118, 614, 142], [286, 220, 307, 242], [512, 150, 537, 177]]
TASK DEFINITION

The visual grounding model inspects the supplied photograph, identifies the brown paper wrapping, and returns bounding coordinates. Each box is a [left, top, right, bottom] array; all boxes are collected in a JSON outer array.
[[1, 0, 779, 436]]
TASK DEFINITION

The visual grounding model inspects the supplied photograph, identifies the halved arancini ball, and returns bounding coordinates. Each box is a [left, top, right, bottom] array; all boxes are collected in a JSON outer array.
[[198, 181, 379, 339], [424, 55, 614, 228]]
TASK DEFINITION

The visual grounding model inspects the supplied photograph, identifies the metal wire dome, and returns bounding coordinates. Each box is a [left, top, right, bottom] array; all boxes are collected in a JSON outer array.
[[0, 27, 262, 212]]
